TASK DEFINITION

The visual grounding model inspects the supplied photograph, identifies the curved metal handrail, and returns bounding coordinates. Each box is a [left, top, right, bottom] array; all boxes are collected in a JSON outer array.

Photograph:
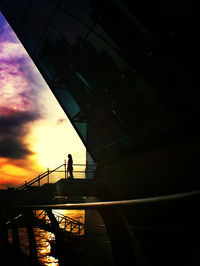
[[9, 189, 200, 210]]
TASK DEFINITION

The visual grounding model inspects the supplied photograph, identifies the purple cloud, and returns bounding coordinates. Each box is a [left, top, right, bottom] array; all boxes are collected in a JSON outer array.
[[0, 12, 43, 160]]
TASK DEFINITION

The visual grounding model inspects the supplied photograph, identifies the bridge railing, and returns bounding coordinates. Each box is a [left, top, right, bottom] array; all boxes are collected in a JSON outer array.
[[33, 210, 85, 236], [5, 190, 200, 266], [6, 210, 85, 236], [17, 162, 96, 191]]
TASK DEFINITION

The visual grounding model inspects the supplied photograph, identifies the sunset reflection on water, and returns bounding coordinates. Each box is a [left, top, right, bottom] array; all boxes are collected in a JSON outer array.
[[8, 210, 85, 266], [34, 228, 58, 266], [36, 209, 85, 266]]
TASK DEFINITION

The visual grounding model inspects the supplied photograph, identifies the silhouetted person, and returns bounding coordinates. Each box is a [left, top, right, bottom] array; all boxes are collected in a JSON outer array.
[[67, 154, 73, 178]]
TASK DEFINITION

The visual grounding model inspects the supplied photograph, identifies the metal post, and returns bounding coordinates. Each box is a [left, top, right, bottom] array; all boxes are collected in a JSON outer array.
[[47, 168, 50, 183], [45, 209, 66, 265], [24, 210, 38, 265], [0, 211, 9, 245], [11, 217, 20, 250], [64, 159, 67, 179], [38, 175, 40, 187], [98, 208, 137, 266], [70, 222, 72, 233]]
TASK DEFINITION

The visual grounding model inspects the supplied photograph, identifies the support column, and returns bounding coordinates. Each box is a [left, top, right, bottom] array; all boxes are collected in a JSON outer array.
[[10, 217, 20, 250], [24, 210, 38, 265], [0, 211, 8, 245], [64, 160, 67, 178], [98, 207, 144, 266], [45, 209, 66, 265]]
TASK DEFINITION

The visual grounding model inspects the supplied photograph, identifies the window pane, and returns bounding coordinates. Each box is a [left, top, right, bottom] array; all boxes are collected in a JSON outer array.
[[50, 8, 89, 45], [52, 88, 80, 119]]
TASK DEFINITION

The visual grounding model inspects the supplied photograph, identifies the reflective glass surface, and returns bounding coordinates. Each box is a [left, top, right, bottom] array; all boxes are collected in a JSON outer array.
[[1, 0, 194, 162]]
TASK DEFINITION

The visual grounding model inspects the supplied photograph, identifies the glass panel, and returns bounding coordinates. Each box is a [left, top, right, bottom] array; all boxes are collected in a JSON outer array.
[[74, 121, 86, 142], [37, 57, 58, 81], [94, 24, 122, 53], [75, 72, 89, 87], [60, 68, 93, 110], [50, 8, 89, 46], [0, 0, 28, 17], [38, 36, 94, 110], [23, 0, 56, 37], [52, 88, 87, 142], [86, 32, 128, 71], [18, 24, 39, 54], [52, 88, 80, 119], [69, 34, 124, 96], [61, 0, 94, 27]]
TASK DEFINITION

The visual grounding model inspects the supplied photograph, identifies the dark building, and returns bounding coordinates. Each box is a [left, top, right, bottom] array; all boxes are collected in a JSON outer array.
[[0, 0, 200, 265]]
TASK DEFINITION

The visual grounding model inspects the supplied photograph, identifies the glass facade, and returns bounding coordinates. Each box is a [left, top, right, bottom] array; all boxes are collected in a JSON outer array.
[[0, 0, 197, 163]]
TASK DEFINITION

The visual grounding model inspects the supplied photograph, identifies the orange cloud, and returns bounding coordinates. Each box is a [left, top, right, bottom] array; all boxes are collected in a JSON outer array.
[[0, 157, 45, 189]]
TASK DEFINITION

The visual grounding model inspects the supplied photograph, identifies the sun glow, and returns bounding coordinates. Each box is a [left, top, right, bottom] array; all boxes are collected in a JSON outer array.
[[30, 89, 86, 169], [31, 120, 85, 169]]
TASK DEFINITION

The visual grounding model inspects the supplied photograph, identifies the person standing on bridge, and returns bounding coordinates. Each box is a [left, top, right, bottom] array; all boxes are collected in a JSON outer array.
[[67, 154, 74, 178]]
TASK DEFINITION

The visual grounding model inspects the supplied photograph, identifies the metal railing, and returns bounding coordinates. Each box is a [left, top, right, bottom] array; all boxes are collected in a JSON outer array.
[[6, 189, 200, 266], [17, 161, 96, 191], [11, 189, 200, 209], [6, 210, 85, 236], [34, 210, 85, 236]]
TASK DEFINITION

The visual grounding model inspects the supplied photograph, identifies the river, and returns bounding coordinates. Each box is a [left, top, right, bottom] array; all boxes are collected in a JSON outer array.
[[8, 210, 85, 266]]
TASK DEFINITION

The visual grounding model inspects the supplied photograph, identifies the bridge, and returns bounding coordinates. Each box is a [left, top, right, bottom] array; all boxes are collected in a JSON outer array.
[[6, 210, 85, 237]]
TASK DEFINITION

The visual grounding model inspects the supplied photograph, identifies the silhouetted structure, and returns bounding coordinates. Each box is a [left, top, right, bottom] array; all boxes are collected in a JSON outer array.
[[0, 1, 200, 265]]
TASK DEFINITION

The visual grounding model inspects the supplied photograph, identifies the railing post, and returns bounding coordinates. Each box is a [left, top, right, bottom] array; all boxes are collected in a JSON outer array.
[[64, 160, 67, 179], [78, 224, 80, 235], [38, 175, 40, 187], [47, 168, 50, 183], [70, 222, 72, 233]]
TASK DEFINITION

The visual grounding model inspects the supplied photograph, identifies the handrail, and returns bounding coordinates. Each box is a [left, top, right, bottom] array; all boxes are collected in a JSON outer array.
[[52, 210, 84, 226], [17, 162, 97, 191], [33, 209, 85, 235], [6, 209, 85, 235], [17, 164, 64, 190], [9, 189, 200, 210]]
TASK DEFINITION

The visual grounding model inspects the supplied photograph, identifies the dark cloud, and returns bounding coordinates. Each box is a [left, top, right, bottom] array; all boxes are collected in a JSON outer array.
[[0, 111, 40, 159], [0, 135, 33, 159]]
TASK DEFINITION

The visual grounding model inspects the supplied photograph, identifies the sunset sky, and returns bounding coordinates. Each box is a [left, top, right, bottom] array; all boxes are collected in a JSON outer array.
[[0, 12, 86, 189]]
